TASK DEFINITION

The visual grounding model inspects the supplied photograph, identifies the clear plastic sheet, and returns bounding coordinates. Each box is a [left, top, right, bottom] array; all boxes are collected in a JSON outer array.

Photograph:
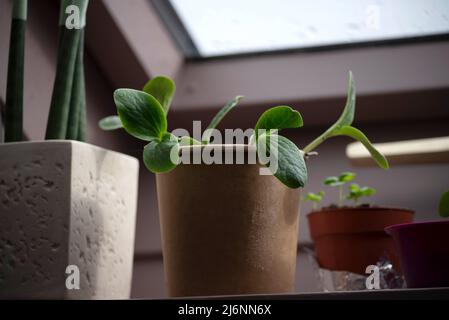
[[304, 247, 406, 291]]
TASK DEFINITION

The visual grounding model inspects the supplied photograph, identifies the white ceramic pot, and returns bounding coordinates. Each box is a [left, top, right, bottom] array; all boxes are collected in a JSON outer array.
[[0, 141, 139, 299]]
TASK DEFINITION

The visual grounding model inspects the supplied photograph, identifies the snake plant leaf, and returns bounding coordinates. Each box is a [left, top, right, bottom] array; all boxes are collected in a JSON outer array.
[[114, 89, 166, 141], [143, 132, 179, 173], [142, 76, 176, 114]]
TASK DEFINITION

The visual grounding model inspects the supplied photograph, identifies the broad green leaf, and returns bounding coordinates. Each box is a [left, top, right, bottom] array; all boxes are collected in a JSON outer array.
[[255, 106, 303, 139], [257, 133, 307, 188], [439, 190, 449, 218], [203, 95, 243, 143], [98, 115, 123, 131], [114, 89, 167, 141], [143, 132, 179, 173], [335, 126, 389, 169], [179, 136, 202, 146], [339, 171, 356, 182], [361, 186, 376, 196], [142, 76, 176, 114]]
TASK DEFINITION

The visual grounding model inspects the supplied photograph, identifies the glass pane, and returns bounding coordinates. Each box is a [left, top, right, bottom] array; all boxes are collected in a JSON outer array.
[[170, 0, 449, 57]]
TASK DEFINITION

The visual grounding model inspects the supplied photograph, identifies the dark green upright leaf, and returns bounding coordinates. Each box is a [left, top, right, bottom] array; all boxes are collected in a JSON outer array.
[[66, 30, 86, 140], [5, 0, 27, 142], [439, 190, 449, 218]]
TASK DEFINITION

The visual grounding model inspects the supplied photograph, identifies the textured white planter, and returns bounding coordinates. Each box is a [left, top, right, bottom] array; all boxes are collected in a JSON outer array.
[[0, 141, 139, 299]]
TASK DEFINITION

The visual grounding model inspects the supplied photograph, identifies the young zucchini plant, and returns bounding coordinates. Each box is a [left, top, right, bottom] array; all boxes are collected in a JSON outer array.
[[346, 183, 376, 206], [304, 191, 325, 211], [323, 172, 356, 206], [100, 71, 388, 189]]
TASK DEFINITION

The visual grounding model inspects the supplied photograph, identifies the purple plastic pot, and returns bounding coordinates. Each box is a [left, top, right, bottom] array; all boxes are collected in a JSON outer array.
[[385, 220, 449, 288]]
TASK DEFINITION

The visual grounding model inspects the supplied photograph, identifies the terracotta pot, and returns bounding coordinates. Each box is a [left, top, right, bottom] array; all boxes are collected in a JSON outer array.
[[386, 220, 449, 288], [307, 207, 414, 275], [156, 145, 301, 297]]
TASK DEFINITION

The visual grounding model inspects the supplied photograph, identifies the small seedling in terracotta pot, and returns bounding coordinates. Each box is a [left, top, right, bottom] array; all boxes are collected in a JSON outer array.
[[386, 189, 449, 288], [307, 172, 414, 276]]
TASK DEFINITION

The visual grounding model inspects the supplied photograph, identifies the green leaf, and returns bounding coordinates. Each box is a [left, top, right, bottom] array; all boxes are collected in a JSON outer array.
[[361, 186, 376, 196], [98, 115, 122, 131], [305, 191, 325, 202], [257, 133, 307, 188], [203, 95, 243, 143], [439, 190, 449, 218], [143, 132, 179, 173], [323, 176, 343, 187], [335, 126, 389, 169], [339, 171, 356, 183], [142, 76, 176, 114], [114, 89, 167, 141], [179, 136, 202, 146], [255, 106, 303, 139]]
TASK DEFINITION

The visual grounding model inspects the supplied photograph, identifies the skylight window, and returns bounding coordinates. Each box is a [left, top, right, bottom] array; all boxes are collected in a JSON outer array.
[[167, 0, 449, 58]]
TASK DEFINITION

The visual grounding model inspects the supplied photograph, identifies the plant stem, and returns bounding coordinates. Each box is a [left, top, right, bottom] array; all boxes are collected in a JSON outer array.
[[312, 202, 317, 211], [338, 185, 343, 207], [66, 30, 86, 140], [5, 0, 27, 142]]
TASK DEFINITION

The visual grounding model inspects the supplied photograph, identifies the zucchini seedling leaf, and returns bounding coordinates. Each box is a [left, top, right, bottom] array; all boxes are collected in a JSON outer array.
[[439, 190, 449, 218], [143, 132, 179, 173], [258, 133, 307, 188], [303, 71, 389, 169], [143, 76, 176, 114], [98, 115, 122, 130], [114, 89, 167, 141], [255, 106, 303, 140], [202, 95, 243, 144], [179, 136, 202, 146]]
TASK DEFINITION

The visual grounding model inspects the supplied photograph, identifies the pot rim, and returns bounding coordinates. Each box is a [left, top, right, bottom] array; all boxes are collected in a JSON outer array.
[[385, 219, 449, 234], [307, 206, 415, 217]]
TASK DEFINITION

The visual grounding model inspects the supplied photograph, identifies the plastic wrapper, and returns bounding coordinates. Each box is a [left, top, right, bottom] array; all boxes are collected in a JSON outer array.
[[303, 247, 406, 291]]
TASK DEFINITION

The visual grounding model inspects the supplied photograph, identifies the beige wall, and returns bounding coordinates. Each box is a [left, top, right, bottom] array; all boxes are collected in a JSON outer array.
[[1, 0, 449, 299]]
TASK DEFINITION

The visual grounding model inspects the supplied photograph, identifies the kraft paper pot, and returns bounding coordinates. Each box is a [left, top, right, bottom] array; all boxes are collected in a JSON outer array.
[[307, 207, 414, 275], [385, 220, 449, 288], [156, 145, 302, 297]]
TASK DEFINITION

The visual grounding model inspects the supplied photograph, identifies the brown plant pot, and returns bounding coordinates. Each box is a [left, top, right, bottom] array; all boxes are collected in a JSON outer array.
[[307, 207, 414, 275], [156, 145, 301, 297]]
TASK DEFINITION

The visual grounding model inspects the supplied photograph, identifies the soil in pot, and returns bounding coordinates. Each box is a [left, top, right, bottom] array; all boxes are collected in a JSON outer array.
[[307, 207, 414, 275], [386, 220, 449, 288], [156, 145, 302, 297]]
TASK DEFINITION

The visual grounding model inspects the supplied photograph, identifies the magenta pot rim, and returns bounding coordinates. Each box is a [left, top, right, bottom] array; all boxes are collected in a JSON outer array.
[[385, 219, 449, 234]]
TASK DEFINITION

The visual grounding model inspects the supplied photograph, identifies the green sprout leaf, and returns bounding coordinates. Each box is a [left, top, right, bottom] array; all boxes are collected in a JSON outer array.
[[142, 76, 176, 114], [114, 89, 167, 141], [439, 190, 449, 218], [323, 176, 343, 186], [305, 191, 325, 211], [254, 106, 303, 140], [143, 132, 179, 173], [303, 71, 389, 170], [202, 95, 243, 144], [258, 133, 307, 189], [339, 171, 356, 183], [347, 183, 376, 205], [98, 115, 122, 131]]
